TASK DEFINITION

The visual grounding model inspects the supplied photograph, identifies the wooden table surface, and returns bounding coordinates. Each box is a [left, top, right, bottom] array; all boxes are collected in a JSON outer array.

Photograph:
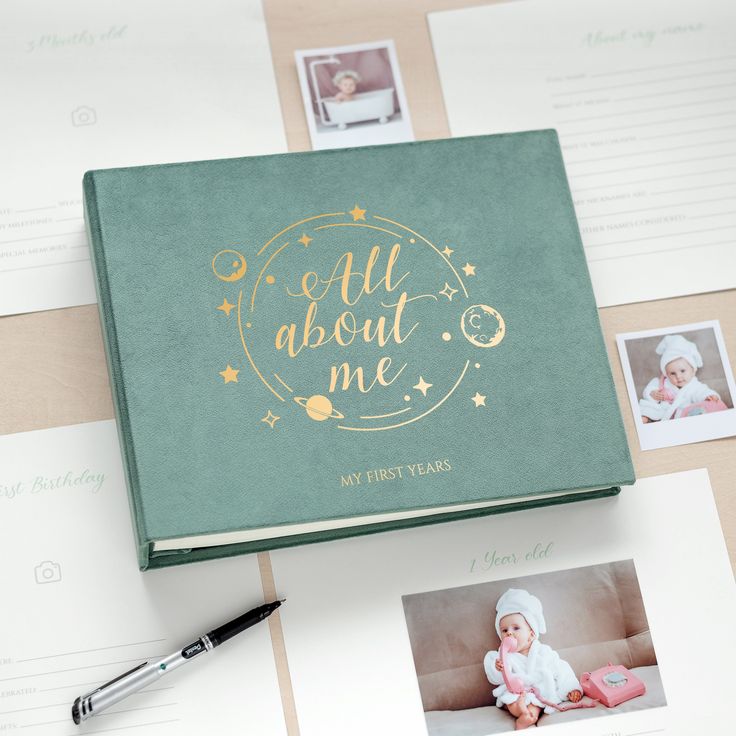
[[1, 0, 734, 569]]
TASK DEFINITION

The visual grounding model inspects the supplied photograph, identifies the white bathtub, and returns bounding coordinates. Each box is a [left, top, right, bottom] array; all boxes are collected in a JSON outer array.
[[322, 88, 396, 129]]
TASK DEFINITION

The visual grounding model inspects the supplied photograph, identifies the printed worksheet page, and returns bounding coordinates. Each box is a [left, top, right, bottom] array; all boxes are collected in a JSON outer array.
[[271, 469, 735, 735], [429, 0, 736, 307], [0, 0, 286, 317], [0, 421, 286, 735]]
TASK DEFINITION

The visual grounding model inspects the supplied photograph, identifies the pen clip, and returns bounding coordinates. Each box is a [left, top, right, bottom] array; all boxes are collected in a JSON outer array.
[[95, 661, 149, 692]]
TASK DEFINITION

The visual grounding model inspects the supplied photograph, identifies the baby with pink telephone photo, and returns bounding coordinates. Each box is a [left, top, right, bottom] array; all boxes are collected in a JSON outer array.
[[639, 334, 726, 423], [484, 589, 586, 729], [403, 559, 665, 734]]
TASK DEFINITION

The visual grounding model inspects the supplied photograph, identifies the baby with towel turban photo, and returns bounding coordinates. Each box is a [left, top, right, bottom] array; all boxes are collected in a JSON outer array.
[[638, 334, 722, 423], [617, 321, 736, 451], [484, 589, 582, 729], [402, 560, 667, 735]]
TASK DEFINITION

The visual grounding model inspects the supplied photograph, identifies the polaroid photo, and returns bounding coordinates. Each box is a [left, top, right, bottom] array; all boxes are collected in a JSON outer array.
[[616, 320, 736, 451], [294, 39, 414, 150], [403, 560, 666, 734]]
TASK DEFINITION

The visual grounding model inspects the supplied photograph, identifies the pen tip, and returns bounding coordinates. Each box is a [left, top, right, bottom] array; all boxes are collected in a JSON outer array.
[[279, 598, 286, 603]]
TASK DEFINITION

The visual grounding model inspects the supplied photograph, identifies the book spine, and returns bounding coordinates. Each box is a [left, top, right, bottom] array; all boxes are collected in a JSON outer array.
[[546, 131, 634, 484], [82, 172, 151, 571], [145, 486, 621, 569]]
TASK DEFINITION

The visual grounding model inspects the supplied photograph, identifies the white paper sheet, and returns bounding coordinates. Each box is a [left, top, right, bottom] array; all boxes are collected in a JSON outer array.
[[0, 421, 287, 735], [0, 0, 286, 317], [428, 0, 736, 307], [271, 469, 735, 735]]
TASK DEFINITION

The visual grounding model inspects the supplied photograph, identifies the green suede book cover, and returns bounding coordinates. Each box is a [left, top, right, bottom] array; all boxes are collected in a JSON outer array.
[[83, 131, 634, 569]]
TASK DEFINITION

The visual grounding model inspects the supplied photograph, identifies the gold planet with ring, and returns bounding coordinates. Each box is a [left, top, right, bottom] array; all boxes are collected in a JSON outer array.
[[294, 394, 345, 422]]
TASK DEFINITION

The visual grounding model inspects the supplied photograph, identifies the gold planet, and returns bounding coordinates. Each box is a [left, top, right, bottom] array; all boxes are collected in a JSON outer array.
[[294, 394, 345, 422]]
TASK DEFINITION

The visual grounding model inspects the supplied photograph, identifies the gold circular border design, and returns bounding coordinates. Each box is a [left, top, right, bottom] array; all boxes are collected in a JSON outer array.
[[241, 210, 471, 430]]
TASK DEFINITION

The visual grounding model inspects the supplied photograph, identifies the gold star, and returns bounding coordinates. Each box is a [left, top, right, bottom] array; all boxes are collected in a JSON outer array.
[[261, 410, 280, 428], [442, 246, 454, 258], [462, 262, 477, 277], [471, 392, 487, 408], [350, 203, 366, 221], [219, 364, 239, 383], [413, 376, 433, 397], [216, 297, 235, 316], [298, 233, 312, 247], [439, 282, 458, 301]]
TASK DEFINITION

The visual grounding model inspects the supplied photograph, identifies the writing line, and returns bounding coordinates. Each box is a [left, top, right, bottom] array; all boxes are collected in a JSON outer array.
[[652, 180, 736, 195], [562, 109, 736, 137], [567, 138, 736, 165], [588, 54, 736, 78], [40, 683, 175, 694], [574, 151, 736, 178], [559, 96, 736, 125], [573, 167, 735, 192], [578, 196, 736, 219], [18, 639, 166, 663], [58, 718, 180, 735], [587, 224, 736, 248], [13, 206, 56, 214], [589, 239, 734, 262], [0, 655, 168, 682], [0, 231, 85, 246], [642, 123, 736, 140], [618, 80, 736, 101], [550, 66, 736, 97], [0, 258, 90, 274], [689, 210, 736, 220]]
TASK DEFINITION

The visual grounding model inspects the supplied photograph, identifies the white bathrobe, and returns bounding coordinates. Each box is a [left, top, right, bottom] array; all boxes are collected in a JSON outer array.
[[484, 640, 581, 714], [639, 376, 720, 421]]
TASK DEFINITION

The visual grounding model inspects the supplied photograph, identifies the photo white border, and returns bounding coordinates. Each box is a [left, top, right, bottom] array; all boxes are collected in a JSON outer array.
[[616, 320, 736, 451], [294, 39, 414, 150]]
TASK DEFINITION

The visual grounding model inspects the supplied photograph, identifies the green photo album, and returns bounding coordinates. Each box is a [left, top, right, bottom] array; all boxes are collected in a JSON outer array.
[[83, 131, 634, 569]]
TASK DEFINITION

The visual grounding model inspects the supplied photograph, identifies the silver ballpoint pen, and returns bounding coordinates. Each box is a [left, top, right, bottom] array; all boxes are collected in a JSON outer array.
[[71, 599, 284, 724]]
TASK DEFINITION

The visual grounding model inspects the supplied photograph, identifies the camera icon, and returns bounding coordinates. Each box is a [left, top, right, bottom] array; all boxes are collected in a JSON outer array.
[[71, 106, 97, 127], [35, 560, 62, 584]]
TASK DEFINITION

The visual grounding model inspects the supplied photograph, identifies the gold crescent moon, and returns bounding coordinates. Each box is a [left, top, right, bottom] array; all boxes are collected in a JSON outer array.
[[212, 249, 247, 282], [461, 304, 506, 348]]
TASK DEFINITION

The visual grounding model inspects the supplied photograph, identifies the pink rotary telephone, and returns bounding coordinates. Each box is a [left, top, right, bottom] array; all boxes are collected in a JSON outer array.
[[580, 664, 646, 708], [499, 638, 646, 711]]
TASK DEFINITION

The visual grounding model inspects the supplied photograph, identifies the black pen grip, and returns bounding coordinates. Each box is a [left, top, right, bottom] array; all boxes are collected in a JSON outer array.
[[207, 601, 281, 646]]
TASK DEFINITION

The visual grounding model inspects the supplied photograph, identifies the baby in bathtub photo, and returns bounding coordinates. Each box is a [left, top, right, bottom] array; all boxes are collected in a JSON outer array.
[[332, 69, 361, 102], [484, 588, 583, 730], [295, 41, 414, 149]]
